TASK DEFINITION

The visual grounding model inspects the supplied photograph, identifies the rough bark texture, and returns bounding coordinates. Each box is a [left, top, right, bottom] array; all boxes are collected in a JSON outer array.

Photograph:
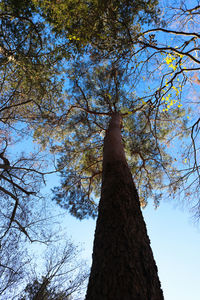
[[85, 113, 164, 300]]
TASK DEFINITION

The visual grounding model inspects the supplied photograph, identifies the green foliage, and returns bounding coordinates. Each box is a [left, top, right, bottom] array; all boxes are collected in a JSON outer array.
[[50, 60, 183, 219], [32, 0, 160, 57]]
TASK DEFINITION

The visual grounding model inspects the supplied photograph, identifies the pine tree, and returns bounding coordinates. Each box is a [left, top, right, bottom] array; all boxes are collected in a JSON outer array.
[[48, 61, 182, 298]]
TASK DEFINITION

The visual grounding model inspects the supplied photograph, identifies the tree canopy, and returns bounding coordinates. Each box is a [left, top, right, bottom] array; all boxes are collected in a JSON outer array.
[[1, 0, 199, 228], [50, 58, 185, 219]]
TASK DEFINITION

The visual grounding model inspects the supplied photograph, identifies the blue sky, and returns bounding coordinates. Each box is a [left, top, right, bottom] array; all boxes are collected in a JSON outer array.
[[144, 202, 200, 300]]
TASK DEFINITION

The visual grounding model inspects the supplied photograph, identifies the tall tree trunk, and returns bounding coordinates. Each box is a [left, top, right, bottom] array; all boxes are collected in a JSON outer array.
[[85, 112, 164, 300]]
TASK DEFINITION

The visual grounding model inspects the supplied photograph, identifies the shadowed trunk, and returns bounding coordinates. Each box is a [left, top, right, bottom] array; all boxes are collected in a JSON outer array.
[[85, 112, 164, 300]]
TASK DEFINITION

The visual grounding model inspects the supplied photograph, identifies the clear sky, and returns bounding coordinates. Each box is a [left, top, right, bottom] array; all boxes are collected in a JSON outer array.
[[144, 202, 200, 300]]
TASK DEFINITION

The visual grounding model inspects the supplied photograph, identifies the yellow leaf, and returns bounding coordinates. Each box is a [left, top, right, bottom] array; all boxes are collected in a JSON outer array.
[[172, 86, 179, 94], [165, 80, 169, 87], [169, 64, 177, 71], [166, 56, 172, 64]]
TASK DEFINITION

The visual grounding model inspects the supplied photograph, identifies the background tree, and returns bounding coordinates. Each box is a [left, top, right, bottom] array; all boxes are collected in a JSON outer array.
[[0, 0, 69, 243], [0, 231, 88, 299], [0, 233, 30, 298], [19, 240, 88, 300], [129, 0, 200, 216]]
